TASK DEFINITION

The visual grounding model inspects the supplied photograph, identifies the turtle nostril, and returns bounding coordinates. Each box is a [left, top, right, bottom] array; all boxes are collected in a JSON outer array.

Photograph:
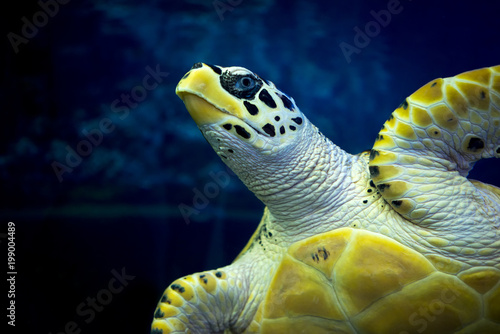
[[191, 62, 203, 70]]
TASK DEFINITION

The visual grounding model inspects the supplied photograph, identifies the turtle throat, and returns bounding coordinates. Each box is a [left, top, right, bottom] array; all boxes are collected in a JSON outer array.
[[232, 121, 354, 227]]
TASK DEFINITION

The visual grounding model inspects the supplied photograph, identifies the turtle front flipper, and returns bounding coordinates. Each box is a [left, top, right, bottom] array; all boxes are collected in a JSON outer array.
[[151, 269, 246, 333], [369, 66, 500, 227]]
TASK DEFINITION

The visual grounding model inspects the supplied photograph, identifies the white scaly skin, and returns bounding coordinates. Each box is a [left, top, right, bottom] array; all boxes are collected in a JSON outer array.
[[151, 63, 500, 333]]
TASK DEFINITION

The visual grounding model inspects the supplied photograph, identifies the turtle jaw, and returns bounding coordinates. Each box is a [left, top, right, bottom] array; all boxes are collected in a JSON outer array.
[[179, 92, 232, 126]]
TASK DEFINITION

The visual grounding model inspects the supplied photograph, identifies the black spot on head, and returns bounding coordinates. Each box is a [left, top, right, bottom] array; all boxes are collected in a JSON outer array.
[[234, 125, 251, 139], [259, 89, 277, 108], [480, 90, 486, 99], [291, 117, 303, 125], [289, 125, 296, 131], [399, 99, 409, 110], [280, 94, 294, 110], [274, 116, 280, 121], [228, 149, 234, 153], [182, 72, 190, 80], [151, 329, 164, 334], [220, 71, 263, 99], [369, 166, 380, 178], [369, 180, 376, 188], [392, 200, 403, 208], [244, 101, 259, 115], [154, 308, 165, 319], [191, 62, 203, 70], [160, 294, 168, 303], [223, 124, 232, 130], [220, 154, 227, 159], [215, 271, 222, 278], [363, 200, 368, 204], [467, 137, 485, 152], [369, 149, 380, 161], [389, 114, 394, 120], [367, 188, 373, 193], [496, 147, 500, 154], [268, 232, 273, 237], [206, 63, 222, 75], [262, 123, 276, 137], [376, 134, 384, 141], [430, 82, 437, 87], [199, 274, 206, 278], [280, 126, 285, 135]]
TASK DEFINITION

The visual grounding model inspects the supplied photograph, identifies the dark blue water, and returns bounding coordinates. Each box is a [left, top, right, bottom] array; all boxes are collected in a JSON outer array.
[[2, 0, 500, 332]]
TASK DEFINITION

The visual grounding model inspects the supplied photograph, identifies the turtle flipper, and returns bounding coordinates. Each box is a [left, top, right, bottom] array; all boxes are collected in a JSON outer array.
[[369, 66, 500, 226], [151, 269, 244, 333]]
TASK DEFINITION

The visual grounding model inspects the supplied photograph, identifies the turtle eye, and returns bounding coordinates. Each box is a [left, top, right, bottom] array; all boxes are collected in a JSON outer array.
[[235, 76, 256, 91]]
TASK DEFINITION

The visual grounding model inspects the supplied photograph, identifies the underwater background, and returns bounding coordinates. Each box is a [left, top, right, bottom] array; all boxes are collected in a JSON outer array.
[[2, 0, 500, 332]]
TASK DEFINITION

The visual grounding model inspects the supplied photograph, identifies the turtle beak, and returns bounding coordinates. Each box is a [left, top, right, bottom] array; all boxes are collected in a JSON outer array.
[[176, 63, 243, 126], [180, 93, 227, 126]]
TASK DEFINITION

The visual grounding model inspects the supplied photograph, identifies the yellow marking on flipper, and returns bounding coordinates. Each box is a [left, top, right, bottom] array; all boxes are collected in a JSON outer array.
[[390, 198, 414, 215], [410, 105, 433, 127], [455, 80, 491, 112], [368, 150, 397, 165], [493, 73, 500, 94], [469, 110, 484, 124], [376, 180, 411, 199], [408, 78, 444, 106], [384, 114, 397, 128], [370, 165, 403, 183], [445, 83, 469, 117], [395, 121, 417, 139], [426, 125, 443, 138], [169, 279, 195, 301], [373, 133, 396, 149], [455, 66, 492, 85], [429, 104, 459, 130], [198, 272, 217, 293], [156, 303, 180, 319], [394, 101, 410, 121]]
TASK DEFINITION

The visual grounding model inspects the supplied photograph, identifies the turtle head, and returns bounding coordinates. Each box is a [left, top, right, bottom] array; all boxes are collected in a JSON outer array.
[[176, 63, 307, 163]]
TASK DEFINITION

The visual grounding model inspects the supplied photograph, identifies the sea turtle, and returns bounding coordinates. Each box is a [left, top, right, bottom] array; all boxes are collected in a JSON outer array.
[[151, 63, 500, 333]]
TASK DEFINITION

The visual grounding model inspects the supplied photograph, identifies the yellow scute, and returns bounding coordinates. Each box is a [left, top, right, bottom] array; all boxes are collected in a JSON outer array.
[[263, 254, 345, 321], [334, 230, 436, 316], [458, 267, 500, 294], [408, 78, 444, 106], [288, 227, 352, 277], [353, 273, 481, 334], [260, 317, 354, 334]]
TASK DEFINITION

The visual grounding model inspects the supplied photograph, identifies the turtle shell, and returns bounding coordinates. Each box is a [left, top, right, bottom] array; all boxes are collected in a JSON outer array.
[[254, 228, 500, 334]]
